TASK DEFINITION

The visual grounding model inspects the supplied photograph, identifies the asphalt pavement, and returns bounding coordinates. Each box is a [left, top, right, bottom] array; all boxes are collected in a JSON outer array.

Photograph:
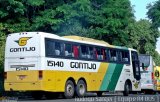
[[1, 92, 160, 102]]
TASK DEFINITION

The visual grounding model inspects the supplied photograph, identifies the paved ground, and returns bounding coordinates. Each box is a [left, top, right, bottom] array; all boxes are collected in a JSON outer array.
[[1, 93, 160, 102]]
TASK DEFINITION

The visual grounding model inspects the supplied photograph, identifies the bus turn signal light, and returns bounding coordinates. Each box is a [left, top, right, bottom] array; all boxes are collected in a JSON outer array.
[[39, 71, 43, 80], [152, 72, 154, 80]]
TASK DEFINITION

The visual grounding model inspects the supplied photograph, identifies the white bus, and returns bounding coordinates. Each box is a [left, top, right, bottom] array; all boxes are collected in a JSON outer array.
[[139, 54, 156, 94], [4, 32, 141, 99]]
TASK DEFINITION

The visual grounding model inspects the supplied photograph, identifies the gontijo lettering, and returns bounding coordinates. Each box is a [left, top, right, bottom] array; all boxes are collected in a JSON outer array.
[[10, 47, 35, 52], [10, 37, 36, 52], [70, 62, 96, 69]]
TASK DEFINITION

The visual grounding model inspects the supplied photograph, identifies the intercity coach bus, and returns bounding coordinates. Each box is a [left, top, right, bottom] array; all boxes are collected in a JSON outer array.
[[139, 54, 156, 94], [4, 32, 141, 99]]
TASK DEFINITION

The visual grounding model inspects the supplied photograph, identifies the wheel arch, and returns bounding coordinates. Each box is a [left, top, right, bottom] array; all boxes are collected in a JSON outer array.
[[66, 77, 76, 87], [125, 79, 132, 91]]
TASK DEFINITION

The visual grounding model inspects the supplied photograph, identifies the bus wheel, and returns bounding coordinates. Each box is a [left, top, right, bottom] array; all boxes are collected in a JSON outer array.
[[76, 80, 87, 97], [64, 80, 75, 99], [123, 82, 130, 96], [32, 91, 43, 100], [97, 92, 103, 97]]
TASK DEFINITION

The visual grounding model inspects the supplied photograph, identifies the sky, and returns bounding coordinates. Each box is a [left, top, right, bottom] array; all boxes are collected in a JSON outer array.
[[130, 0, 160, 54], [130, 0, 157, 20]]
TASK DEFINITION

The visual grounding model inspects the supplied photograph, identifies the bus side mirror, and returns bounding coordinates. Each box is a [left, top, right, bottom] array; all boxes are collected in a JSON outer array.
[[142, 63, 145, 70]]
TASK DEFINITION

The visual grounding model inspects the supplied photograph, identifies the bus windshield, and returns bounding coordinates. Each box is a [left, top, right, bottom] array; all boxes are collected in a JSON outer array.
[[139, 55, 150, 67]]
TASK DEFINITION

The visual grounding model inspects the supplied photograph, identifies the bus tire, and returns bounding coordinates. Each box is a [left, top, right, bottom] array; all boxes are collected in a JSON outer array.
[[97, 92, 103, 97], [64, 80, 75, 99], [76, 80, 87, 97], [123, 82, 130, 96]]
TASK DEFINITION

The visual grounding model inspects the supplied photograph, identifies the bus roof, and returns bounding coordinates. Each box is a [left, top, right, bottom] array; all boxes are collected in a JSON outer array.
[[63, 35, 133, 51], [8, 32, 136, 51], [63, 35, 110, 46]]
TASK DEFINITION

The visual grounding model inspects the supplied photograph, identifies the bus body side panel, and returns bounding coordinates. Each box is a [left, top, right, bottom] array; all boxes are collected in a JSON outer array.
[[45, 62, 141, 92], [5, 54, 141, 92], [42, 62, 125, 92], [99, 63, 124, 91], [44, 58, 101, 92], [115, 51, 141, 92], [114, 65, 128, 91], [113, 65, 141, 91]]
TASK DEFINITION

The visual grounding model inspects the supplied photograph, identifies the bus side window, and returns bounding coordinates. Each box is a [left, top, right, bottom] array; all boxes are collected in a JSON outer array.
[[95, 48, 98, 59], [45, 40, 55, 57], [80, 45, 89, 59], [102, 48, 107, 60], [119, 51, 129, 63], [73, 45, 79, 58], [55, 42, 63, 56], [109, 49, 117, 62], [96, 48, 103, 60], [88, 46, 94, 59], [65, 43, 73, 57]]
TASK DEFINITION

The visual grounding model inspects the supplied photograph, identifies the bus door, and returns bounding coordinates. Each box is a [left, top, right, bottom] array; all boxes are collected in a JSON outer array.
[[131, 51, 141, 81]]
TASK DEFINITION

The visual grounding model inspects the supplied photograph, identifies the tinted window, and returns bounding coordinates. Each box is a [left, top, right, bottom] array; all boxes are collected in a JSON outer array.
[[80, 45, 89, 59], [131, 51, 141, 80], [96, 48, 103, 60], [119, 50, 129, 63], [65, 43, 73, 57], [88, 46, 94, 59], [45, 40, 54, 56], [109, 49, 118, 61], [95, 48, 107, 60], [55, 42, 63, 56], [45, 39, 63, 57], [102, 48, 107, 60], [139, 55, 150, 67], [46, 38, 132, 65]]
